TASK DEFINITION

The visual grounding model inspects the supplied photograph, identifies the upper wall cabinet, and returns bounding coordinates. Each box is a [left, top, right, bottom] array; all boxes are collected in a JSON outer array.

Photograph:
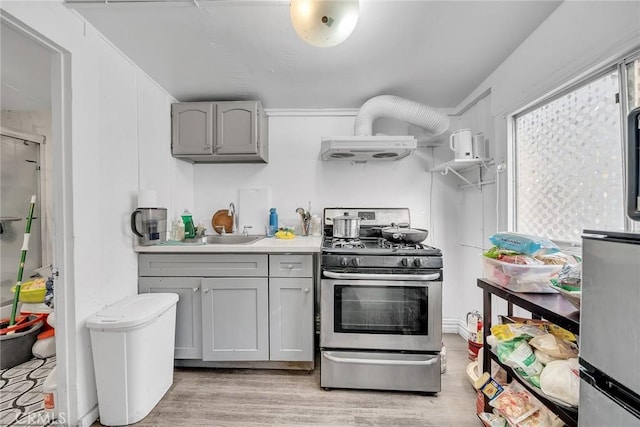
[[171, 100, 268, 163]]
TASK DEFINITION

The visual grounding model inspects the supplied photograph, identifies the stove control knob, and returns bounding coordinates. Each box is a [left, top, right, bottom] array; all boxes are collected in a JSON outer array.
[[340, 258, 348, 267], [401, 258, 410, 267], [352, 257, 362, 267], [414, 258, 424, 267]]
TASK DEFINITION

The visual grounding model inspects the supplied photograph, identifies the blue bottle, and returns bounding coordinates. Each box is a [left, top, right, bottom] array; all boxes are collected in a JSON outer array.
[[269, 208, 278, 235]]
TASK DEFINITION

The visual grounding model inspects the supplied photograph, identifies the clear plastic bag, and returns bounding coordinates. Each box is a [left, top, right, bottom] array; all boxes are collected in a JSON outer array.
[[489, 232, 560, 257], [490, 382, 543, 425]]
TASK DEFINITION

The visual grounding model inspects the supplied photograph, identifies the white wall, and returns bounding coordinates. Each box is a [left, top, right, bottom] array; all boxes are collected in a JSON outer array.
[[430, 94, 496, 329], [453, 1, 640, 328], [0, 2, 190, 425], [191, 111, 466, 329]]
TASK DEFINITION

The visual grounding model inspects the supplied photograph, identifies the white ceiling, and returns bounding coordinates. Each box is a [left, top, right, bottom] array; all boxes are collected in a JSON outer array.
[[64, 0, 563, 110]]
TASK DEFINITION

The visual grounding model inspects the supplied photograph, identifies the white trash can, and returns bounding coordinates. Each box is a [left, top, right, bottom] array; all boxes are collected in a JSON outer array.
[[86, 293, 179, 426]]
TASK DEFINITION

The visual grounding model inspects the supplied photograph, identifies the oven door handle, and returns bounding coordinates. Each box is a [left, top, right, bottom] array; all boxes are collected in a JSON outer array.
[[323, 352, 438, 366], [323, 270, 440, 281]]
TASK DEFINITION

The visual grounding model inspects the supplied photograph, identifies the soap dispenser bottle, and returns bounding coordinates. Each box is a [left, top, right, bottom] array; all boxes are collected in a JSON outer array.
[[173, 218, 185, 241], [182, 209, 196, 239]]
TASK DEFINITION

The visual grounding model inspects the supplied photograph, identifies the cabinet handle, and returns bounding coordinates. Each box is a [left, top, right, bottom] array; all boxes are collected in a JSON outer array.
[[304, 288, 310, 293], [287, 264, 294, 270], [193, 287, 199, 293], [204, 288, 209, 294]]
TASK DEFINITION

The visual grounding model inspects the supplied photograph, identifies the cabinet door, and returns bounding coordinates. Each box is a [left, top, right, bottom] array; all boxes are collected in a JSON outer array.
[[139, 277, 202, 359], [216, 101, 258, 155], [269, 277, 314, 361], [201, 278, 269, 361], [172, 102, 214, 155]]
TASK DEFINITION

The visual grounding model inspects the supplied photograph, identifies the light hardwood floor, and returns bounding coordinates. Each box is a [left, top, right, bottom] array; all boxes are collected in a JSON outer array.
[[96, 334, 480, 426]]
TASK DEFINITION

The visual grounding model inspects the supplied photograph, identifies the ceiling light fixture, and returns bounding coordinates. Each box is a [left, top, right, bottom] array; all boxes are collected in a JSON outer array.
[[290, 0, 359, 48]]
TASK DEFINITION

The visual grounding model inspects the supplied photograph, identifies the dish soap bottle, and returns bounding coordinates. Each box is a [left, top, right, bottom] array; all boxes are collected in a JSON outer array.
[[182, 209, 196, 239], [269, 208, 278, 231]]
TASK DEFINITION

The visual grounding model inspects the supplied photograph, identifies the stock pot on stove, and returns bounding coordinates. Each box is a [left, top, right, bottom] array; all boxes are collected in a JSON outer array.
[[332, 212, 361, 238]]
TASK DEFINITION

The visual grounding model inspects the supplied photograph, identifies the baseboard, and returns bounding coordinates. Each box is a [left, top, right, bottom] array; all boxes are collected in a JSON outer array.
[[443, 317, 471, 340], [77, 405, 99, 427]]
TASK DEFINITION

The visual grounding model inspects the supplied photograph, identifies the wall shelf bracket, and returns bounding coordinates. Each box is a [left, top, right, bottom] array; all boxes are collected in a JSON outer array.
[[440, 166, 480, 189], [428, 158, 493, 190]]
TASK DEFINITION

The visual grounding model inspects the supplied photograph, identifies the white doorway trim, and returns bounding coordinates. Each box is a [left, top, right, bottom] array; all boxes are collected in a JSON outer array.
[[0, 10, 77, 424]]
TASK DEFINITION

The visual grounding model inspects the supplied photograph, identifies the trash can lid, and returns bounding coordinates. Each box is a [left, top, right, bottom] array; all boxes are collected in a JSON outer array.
[[86, 293, 178, 330]]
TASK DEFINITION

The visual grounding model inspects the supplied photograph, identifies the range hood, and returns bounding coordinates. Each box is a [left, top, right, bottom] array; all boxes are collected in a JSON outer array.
[[321, 95, 449, 162], [320, 136, 417, 162]]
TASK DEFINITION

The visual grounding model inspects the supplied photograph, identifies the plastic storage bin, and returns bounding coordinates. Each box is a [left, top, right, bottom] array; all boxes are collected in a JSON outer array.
[[483, 257, 562, 293], [86, 293, 178, 426]]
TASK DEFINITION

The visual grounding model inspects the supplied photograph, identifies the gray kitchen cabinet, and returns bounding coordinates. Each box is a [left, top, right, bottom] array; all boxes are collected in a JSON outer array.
[[201, 277, 269, 361], [171, 100, 268, 163], [269, 255, 314, 361], [139, 253, 268, 277], [269, 278, 313, 361], [138, 276, 202, 359], [171, 102, 214, 156], [138, 253, 314, 366]]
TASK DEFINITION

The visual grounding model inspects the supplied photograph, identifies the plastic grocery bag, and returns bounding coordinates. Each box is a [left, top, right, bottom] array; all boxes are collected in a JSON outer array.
[[496, 338, 544, 378], [489, 232, 560, 257], [539, 358, 580, 407], [529, 334, 578, 359]]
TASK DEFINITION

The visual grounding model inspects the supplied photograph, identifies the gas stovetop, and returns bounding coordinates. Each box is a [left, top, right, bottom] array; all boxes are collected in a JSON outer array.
[[321, 207, 442, 271], [322, 237, 441, 256], [322, 207, 442, 257]]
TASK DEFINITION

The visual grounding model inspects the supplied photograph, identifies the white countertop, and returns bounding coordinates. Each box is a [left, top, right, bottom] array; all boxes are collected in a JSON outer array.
[[134, 236, 323, 253]]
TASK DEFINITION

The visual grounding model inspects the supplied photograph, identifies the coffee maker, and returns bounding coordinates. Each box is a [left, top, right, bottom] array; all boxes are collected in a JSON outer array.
[[130, 190, 167, 246]]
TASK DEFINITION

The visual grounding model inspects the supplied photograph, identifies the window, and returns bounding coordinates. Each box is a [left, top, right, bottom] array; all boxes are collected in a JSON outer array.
[[512, 54, 640, 243]]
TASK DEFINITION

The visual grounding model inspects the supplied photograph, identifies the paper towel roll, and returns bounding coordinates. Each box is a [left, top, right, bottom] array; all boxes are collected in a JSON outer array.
[[137, 189, 158, 208]]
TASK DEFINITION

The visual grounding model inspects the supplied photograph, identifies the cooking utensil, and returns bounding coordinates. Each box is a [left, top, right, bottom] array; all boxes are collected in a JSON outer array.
[[296, 207, 312, 236], [380, 223, 428, 244], [211, 209, 233, 234], [332, 212, 361, 238]]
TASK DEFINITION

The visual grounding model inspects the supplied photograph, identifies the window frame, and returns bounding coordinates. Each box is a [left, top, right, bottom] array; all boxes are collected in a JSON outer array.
[[507, 50, 640, 244]]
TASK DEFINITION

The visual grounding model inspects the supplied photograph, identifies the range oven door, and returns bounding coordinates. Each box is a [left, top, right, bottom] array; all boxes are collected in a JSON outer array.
[[320, 276, 442, 352]]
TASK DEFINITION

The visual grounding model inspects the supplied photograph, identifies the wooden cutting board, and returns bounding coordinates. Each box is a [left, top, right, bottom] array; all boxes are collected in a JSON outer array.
[[211, 209, 234, 234], [238, 188, 271, 234]]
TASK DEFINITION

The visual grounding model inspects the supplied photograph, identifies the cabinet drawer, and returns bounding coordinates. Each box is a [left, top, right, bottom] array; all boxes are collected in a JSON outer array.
[[269, 255, 313, 277], [140, 254, 268, 277]]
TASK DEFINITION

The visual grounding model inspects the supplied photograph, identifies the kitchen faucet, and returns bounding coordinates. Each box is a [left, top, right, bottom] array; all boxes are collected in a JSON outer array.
[[228, 202, 237, 234]]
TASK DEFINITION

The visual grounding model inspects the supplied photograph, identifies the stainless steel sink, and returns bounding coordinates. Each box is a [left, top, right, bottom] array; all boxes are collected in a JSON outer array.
[[204, 235, 265, 245]]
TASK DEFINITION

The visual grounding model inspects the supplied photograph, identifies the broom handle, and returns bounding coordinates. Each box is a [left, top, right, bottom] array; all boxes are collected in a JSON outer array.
[[9, 195, 37, 326]]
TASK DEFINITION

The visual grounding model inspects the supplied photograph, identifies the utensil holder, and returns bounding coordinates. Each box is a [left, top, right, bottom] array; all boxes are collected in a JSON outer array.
[[301, 218, 311, 236]]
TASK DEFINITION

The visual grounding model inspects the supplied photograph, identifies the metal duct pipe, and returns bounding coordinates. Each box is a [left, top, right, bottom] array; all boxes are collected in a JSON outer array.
[[354, 95, 449, 138]]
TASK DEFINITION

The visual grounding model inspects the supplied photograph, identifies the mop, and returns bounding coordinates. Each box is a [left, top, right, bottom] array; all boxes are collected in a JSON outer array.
[[9, 195, 37, 326]]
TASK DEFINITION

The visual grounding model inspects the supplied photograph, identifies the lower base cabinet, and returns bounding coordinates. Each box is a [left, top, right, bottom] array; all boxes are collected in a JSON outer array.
[[202, 277, 269, 361], [139, 277, 202, 359], [269, 277, 314, 361], [138, 253, 314, 365]]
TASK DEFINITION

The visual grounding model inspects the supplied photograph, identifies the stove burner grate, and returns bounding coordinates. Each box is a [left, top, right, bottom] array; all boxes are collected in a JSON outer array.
[[376, 238, 430, 250], [331, 239, 365, 249]]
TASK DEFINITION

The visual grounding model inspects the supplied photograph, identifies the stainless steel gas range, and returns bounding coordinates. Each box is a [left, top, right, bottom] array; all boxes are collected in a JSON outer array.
[[320, 208, 443, 393]]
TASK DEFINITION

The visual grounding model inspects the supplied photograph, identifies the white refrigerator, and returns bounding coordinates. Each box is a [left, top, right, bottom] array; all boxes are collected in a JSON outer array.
[[579, 230, 640, 427]]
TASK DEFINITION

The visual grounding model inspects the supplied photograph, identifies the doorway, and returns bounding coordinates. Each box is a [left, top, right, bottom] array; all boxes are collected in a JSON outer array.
[[0, 11, 71, 425]]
